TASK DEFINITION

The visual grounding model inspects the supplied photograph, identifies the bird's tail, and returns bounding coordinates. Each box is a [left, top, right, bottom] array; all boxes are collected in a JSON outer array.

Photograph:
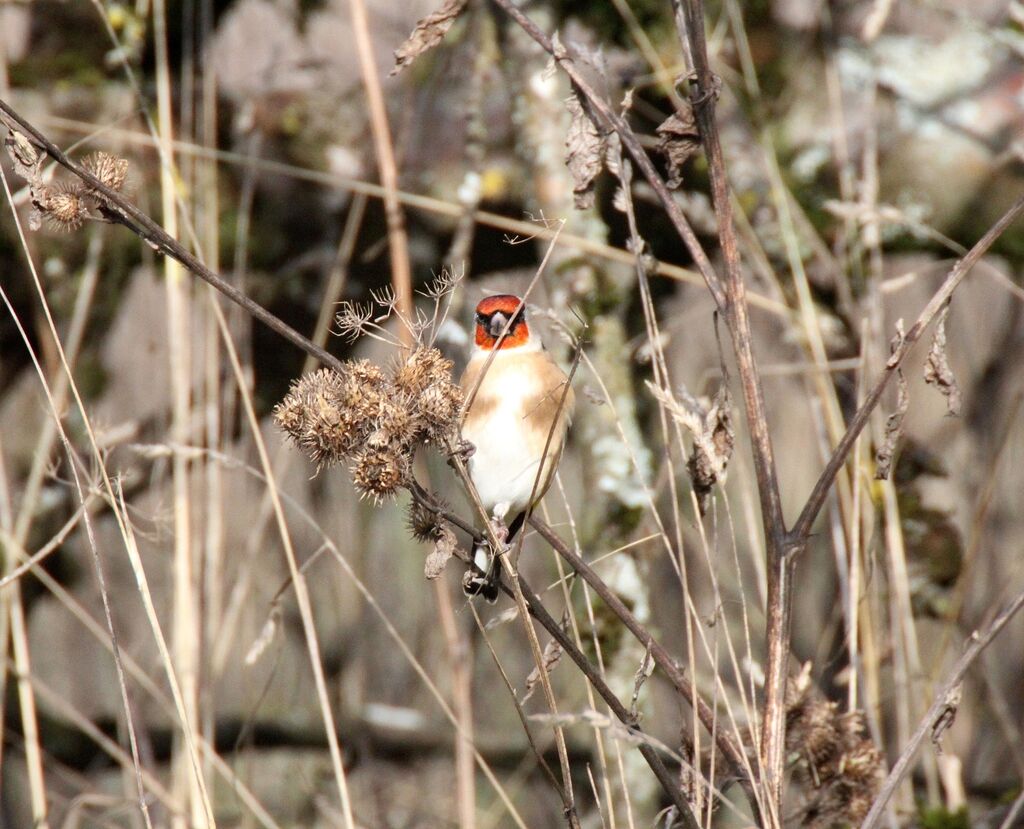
[[462, 545, 502, 603], [461, 512, 525, 603]]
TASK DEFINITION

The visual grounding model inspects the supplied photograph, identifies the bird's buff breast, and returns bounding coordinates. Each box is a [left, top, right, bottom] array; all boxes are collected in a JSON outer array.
[[460, 353, 568, 518]]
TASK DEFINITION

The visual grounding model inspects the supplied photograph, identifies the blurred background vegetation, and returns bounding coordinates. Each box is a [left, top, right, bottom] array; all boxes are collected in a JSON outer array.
[[1, 0, 1023, 826]]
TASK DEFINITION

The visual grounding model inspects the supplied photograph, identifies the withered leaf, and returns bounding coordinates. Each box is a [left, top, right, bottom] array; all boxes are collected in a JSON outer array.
[[656, 104, 700, 189], [876, 323, 909, 480], [648, 381, 733, 516], [687, 383, 734, 516], [390, 0, 468, 77], [923, 303, 961, 417], [424, 526, 457, 579], [4, 128, 42, 184], [565, 87, 606, 210], [521, 636, 563, 704]]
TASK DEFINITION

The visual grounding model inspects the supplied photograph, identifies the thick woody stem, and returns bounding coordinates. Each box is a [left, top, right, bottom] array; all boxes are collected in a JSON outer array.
[[671, 0, 789, 806]]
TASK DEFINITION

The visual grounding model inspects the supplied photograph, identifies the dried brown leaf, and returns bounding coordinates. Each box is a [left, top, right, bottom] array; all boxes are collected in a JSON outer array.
[[521, 636, 563, 704], [565, 88, 606, 209], [649, 380, 733, 516], [4, 128, 42, 184], [390, 0, 467, 77], [876, 322, 909, 480], [688, 384, 734, 516], [656, 105, 701, 189], [424, 526, 457, 579], [923, 303, 961, 417]]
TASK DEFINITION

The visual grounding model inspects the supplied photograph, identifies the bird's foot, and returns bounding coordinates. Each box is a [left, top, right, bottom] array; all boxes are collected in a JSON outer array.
[[463, 544, 501, 603], [449, 439, 475, 464], [489, 517, 509, 548]]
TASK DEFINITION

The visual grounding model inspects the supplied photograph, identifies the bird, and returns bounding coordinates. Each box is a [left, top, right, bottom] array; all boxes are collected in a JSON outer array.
[[458, 294, 575, 601]]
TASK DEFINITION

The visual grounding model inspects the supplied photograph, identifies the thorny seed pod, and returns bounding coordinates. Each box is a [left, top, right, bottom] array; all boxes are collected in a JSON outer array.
[[406, 498, 446, 542], [273, 369, 362, 470], [276, 344, 462, 508], [82, 152, 129, 192], [376, 394, 421, 447], [393, 346, 451, 397], [348, 358, 386, 390], [785, 667, 882, 829], [342, 359, 389, 424], [34, 182, 91, 231], [795, 698, 840, 768], [351, 445, 410, 503], [417, 381, 463, 441], [365, 429, 392, 450]]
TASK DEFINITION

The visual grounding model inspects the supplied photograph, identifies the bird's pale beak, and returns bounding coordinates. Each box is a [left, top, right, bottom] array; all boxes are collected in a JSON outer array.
[[488, 312, 509, 338]]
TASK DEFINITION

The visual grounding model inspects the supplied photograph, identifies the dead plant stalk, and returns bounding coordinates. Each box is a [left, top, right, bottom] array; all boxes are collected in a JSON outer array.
[[861, 586, 1024, 829]]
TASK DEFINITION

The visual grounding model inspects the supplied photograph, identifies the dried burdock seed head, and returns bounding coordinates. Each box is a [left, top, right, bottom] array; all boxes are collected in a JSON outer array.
[[407, 499, 445, 542], [276, 346, 461, 501], [785, 664, 882, 829], [371, 393, 418, 447], [365, 429, 393, 449], [417, 381, 463, 441], [348, 358, 386, 389], [274, 368, 363, 470], [393, 346, 451, 396], [800, 699, 840, 768], [351, 445, 409, 503], [391, 347, 463, 442], [82, 151, 129, 192], [33, 182, 91, 231], [342, 359, 388, 423]]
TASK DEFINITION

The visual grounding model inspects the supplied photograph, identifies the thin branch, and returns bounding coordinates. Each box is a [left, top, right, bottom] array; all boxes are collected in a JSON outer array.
[[347, 0, 414, 330], [407, 485, 701, 828], [469, 601, 564, 796], [510, 570, 700, 829], [488, 0, 727, 313], [528, 516, 759, 818], [860, 587, 1024, 829], [0, 98, 346, 375], [790, 191, 1024, 543]]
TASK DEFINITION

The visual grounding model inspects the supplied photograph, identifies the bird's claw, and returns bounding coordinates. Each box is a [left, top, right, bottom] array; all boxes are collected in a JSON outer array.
[[489, 517, 509, 548], [451, 439, 475, 462]]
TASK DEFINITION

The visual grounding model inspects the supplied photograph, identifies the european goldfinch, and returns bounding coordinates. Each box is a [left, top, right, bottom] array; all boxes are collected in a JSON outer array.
[[459, 294, 574, 600]]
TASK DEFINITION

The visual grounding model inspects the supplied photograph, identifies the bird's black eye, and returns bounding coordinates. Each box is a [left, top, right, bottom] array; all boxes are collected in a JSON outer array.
[[475, 312, 487, 325]]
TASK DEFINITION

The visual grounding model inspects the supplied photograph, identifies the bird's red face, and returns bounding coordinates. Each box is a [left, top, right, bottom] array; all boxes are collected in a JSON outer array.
[[474, 294, 531, 350]]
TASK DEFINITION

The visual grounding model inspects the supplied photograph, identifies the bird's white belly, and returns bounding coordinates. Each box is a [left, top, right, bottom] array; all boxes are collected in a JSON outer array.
[[463, 403, 543, 518]]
